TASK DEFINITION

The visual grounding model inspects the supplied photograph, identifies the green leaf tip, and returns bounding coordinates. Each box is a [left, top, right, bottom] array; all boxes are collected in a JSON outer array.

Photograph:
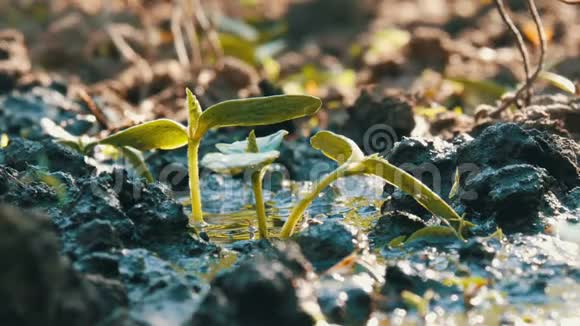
[[186, 88, 202, 130], [310, 130, 364, 164], [246, 130, 259, 153], [538, 71, 576, 95], [404, 226, 457, 245], [194, 94, 321, 138], [359, 157, 463, 224], [99, 119, 188, 151]]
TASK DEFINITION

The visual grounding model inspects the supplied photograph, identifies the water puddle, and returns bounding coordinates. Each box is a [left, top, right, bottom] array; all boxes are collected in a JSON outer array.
[[189, 174, 386, 244]]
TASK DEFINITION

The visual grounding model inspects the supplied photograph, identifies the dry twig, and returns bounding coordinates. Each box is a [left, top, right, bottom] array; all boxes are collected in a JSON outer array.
[[490, 0, 546, 118], [171, 3, 190, 67]]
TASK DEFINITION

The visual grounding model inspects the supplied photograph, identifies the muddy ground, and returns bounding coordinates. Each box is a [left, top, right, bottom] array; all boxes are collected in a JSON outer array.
[[0, 0, 579, 325]]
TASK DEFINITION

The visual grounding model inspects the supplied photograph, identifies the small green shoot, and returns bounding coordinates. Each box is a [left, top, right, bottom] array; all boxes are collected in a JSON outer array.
[[387, 235, 407, 248], [404, 225, 458, 245], [401, 290, 433, 318], [98, 90, 321, 226], [279, 130, 464, 238], [449, 167, 460, 200], [201, 130, 288, 238], [0, 133, 9, 148], [538, 71, 576, 95], [40, 118, 154, 182]]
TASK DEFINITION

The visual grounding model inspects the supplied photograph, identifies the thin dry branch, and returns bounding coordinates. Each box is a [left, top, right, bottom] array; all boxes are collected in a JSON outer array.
[[171, 3, 190, 67], [490, 0, 547, 118], [494, 0, 532, 95], [181, 0, 203, 67], [193, 0, 223, 60]]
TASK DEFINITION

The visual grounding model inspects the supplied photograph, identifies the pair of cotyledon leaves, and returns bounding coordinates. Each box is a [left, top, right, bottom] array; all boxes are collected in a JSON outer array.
[[98, 94, 321, 151]]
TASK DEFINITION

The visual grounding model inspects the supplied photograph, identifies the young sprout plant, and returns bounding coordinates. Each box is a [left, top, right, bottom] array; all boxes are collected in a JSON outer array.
[[40, 118, 154, 182], [98, 89, 321, 226], [201, 130, 288, 239], [279, 130, 465, 238]]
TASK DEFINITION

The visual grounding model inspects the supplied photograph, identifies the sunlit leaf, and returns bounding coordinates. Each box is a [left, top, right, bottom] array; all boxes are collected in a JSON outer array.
[[443, 276, 489, 288], [449, 167, 460, 199], [1, 133, 9, 148], [310, 130, 365, 164], [262, 56, 281, 81], [40, 118, 96, 153], [414, 106, 448, 120], [120, 146, 154, 183], [194, 95, 321, 138], [216, 130, 288, 154], [280, 130, 465, 239], [99, 119, 188, 151], [404, 225, 457, 244], [40, 118, 77, 142], [539, 71, 576, 95], [187, 88, 202, 129], [364, 28, 410, 64], [246, 130, 259, 153], [401, 290, 430, 316], [357, 157, 463, 224], [387, 235, 407, 248], [219, 33, 257, 65], [448, 77, 507, 97], [201, 151, 279, 175]]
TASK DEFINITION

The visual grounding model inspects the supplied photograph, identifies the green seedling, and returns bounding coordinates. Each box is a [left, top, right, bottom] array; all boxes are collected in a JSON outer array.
[[201, 130, 288, 239], [40, 118, 154, 182], [538, 71, 576, 95], [279, 130, 464, 238], [0, 133, 9, 148], [98, 89, 321, 226]]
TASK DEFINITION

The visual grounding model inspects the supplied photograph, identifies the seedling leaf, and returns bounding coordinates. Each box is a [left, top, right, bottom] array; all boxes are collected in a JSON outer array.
[[310, 130, 365, 164], [201, 151, 279, 175], [0, 134, 9, 148], [99, 119, 188, 151], [449, 167, 460, 199], [186, 89, 202, 129], [405, 225, 457, 245], [216, 130, 288, 154], [194, 95, 321, 138], [358, 157, 463, 223], [388, 235, 407, 248], [539, 71, 576, 95], [246, 130, 259, 153], [40, 118, 96, 153]]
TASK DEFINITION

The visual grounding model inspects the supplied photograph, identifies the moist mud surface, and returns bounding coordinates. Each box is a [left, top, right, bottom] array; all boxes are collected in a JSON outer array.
[[1, 0, 579, 325]]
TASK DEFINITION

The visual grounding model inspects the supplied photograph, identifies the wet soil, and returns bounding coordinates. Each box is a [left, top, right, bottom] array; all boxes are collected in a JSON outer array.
[[1, 0, 579, 325]]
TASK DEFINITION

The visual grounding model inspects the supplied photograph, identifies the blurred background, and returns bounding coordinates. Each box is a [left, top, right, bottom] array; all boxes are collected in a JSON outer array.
[[0, 0, 578, 134]]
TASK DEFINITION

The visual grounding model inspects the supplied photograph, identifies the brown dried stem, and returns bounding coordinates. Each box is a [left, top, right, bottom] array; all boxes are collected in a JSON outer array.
[[171, 3, 190, 67], [494, 0, 532, 93], [490, 0, 546, 118]]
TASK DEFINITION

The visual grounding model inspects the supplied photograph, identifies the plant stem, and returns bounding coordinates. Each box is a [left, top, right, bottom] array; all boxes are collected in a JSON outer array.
[[188, 139, 204, 224], [279, 166, 347, 238], [251, 170, 269, 239]]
